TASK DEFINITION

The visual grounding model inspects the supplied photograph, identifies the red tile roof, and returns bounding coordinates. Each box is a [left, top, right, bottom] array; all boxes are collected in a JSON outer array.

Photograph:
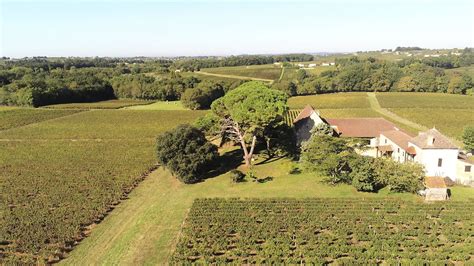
[[325, 118, 397, 138], [381, 130, 414, 150], [406, 146, 417, 155], [424, 176, 447, 188], [293, 105, 315, 124]]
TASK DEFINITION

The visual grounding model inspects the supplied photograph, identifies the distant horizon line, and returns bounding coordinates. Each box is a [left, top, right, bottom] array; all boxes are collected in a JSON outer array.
[[2, 46, 471, 59]]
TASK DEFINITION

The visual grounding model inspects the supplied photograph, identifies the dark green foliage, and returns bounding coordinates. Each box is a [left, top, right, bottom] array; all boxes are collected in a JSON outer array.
[[349, 156, 381, 192], [181, 81, 225, 110], [172, 54, 313, 71], [111, 74, 199, 101], [301, 135, 424, 193], [229, 169, 245, 183], [156, 124, 219, 184], [172, 198, 474, 264], [372, 158, 425, 193], [462, 126, 474, 153], [300, 135, 354, 184], [194, 113, 220, 135], [290, 56, 473, 95]]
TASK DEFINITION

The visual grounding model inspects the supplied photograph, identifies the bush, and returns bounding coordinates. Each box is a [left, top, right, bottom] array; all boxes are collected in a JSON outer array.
[[373, 158, 424, 193], [229, 170, 245, 183], [349, 156, 381, 192], [462, 126, 474, 153], [300, 135, 354, 184], [156, 124, 219, 184]]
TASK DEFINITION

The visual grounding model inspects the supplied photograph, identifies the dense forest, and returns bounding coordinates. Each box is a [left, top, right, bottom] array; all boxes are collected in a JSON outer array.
[[274, 48, 474, 96], [0, 49, 472, 107]]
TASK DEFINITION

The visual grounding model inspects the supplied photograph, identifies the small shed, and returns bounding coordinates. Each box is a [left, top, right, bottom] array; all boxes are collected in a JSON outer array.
[[423, 176, 448, 201]]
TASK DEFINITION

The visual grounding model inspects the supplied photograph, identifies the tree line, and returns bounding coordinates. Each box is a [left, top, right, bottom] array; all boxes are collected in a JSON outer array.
[[274, 49, 474, 96], [171, 54, 314, 71]]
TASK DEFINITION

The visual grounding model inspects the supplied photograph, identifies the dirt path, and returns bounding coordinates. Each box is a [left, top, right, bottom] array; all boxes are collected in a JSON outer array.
[[196, 71, 274, 83], [367, 92, 427, 131]]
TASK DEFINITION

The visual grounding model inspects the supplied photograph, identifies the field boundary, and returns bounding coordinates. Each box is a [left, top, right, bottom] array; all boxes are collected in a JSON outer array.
[[0, 110, 86, 133], [196, 71, 274, 83], [278, 67, 285, 82], [367, 93, 427, 131]]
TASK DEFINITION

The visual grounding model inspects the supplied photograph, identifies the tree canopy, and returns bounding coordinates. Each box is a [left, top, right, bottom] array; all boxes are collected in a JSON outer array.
[[211, 81, 288, 167]]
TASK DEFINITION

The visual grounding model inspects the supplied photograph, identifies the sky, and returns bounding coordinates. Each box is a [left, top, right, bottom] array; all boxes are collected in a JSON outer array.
[[1, 0, 473, 58]]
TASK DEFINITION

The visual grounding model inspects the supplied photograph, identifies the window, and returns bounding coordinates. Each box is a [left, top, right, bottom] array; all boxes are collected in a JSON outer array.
[[466, 165, 472, 172], [438, 158, 443, 167], [385, 139, 387, 144], [397, 148, 400, 153]]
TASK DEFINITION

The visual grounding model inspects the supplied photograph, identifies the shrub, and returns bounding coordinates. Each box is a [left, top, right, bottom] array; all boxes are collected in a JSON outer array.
[[229, 169, 245, 183], [349, 156, 381, 192], [373, 158, 424, 193], [156, 124, 219, 184], [462, 126, 474, 153]]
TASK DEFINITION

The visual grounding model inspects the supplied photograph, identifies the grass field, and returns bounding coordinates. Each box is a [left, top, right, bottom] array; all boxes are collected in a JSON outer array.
[[389, 108, 474, 139], [123, 101, 186, 110], [446, 65, 474, 80], [44, 99, 153, 109], [0, 109, 81, 130], [62, 156, 474, 265], [201, 65, 282, 80], [304, 65, 336, 76], [376, 92, 474, 109], [0, 109, 205, 263], [288, 93, 371, 109]]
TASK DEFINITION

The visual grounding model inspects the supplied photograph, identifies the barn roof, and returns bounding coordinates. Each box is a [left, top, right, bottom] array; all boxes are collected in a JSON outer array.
[[326, 118, 398, 138], [293, 105, 316, 124]]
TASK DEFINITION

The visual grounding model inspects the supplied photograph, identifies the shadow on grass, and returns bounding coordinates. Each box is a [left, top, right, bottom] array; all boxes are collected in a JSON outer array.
[[202, 149, 243, 180], [255, 155, 285, 166]]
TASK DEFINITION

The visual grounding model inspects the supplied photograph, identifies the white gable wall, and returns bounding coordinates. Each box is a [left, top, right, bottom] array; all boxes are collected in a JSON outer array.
[[413, 147, 458, 181], [379, 134, 409, 163]]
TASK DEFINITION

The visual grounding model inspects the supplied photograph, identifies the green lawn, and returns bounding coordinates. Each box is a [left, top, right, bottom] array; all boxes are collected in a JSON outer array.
[[44, 99, 153, 109], [63, 155, 474, 265], [288, 93, 371, 109], [123, 101, 186, 110]]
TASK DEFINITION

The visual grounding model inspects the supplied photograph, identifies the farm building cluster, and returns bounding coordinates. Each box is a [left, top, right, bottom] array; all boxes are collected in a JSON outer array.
[[293, 105, 474, 198]]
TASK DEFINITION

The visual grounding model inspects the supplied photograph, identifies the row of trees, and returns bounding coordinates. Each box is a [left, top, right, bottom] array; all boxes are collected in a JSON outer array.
[[277, 56, 473, 96], [172, 54, 314, 71]]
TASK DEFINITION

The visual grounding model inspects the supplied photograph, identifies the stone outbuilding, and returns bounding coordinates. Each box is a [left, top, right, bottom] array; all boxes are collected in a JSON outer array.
[[423, 176, 448, 201]]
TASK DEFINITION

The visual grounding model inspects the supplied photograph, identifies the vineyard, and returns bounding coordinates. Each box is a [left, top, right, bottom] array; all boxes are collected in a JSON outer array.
[[0, 109, 205, 263], [288, 93, 370, 109], [0, 109, 81, 130], [43, 99, 152, 109], [172, 198, 474, 264]]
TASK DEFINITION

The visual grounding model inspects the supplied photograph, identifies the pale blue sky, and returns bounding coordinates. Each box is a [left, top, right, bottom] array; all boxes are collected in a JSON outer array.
[[1, 0, 473, 57]]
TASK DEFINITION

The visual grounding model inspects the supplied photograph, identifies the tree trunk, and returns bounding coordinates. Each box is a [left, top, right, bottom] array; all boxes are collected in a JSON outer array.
[[240, 135, 256, 168]]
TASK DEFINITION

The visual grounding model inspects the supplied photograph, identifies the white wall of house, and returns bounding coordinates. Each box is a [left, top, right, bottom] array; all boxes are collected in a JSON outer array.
[[295, 112, 326, 146], [412, 147, 459, 181], [456, 160, 473, 185], [379, 134, 410, 163]]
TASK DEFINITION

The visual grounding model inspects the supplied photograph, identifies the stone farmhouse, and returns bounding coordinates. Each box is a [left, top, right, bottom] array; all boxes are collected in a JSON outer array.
[[293, 105, 474, 186]]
